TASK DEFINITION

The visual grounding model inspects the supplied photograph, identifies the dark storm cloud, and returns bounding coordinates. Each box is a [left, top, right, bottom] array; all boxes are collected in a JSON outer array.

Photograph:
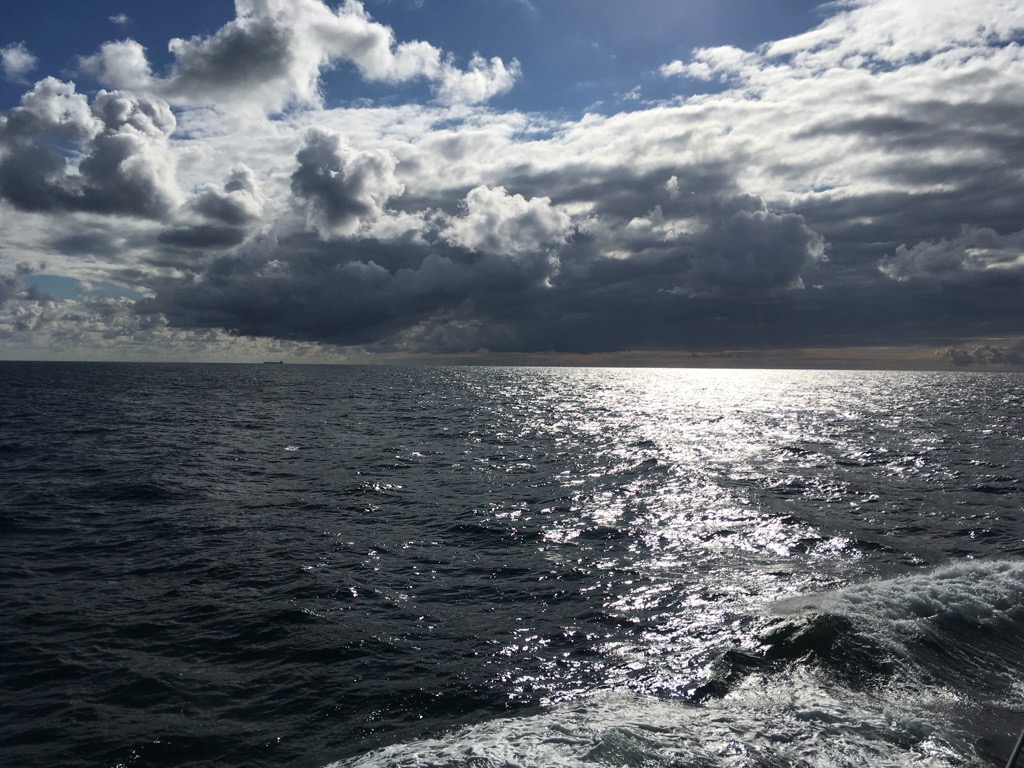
[[786, 151, 1024, 297], [137, 182, 830, 354], [942, 342, 1024, 366], [23, 283, 55, 304], [0, 273, 17, 306], [0, 80, 179, 218], [138, 220, 564, 347], [687, 196, 824, 293], [47, 224, 156, 265], [157, 225, 249, 249]]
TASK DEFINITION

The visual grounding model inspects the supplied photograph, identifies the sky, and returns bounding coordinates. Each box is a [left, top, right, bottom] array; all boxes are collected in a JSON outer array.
[[1, 0, 1023, 364]]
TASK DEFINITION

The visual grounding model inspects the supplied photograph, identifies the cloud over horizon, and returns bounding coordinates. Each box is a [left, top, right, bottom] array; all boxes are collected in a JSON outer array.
[[1, 0, 1024, 361]]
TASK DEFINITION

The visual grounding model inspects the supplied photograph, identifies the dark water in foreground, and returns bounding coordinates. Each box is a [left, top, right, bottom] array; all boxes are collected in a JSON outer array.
[[3, 362, 1024, 767]]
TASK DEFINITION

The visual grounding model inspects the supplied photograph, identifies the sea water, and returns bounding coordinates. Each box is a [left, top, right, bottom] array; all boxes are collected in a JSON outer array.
[[2, 363, 1023, 767]]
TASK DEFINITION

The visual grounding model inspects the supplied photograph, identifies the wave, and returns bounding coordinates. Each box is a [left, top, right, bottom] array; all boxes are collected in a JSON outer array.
[[766, 560, 1024, 695], [774, 560, 1024, 629], [330, 689, 974, 767], [333, 561, 1024, 768]]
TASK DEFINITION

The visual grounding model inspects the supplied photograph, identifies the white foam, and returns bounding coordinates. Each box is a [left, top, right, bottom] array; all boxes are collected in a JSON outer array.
[[775, 560, 1024, 631], [329, 685, 973, 768], [329, 563, 1024, 768]]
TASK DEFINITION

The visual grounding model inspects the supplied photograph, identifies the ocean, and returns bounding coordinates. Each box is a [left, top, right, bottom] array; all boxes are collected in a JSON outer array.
[[3, 362, 1024, 767]]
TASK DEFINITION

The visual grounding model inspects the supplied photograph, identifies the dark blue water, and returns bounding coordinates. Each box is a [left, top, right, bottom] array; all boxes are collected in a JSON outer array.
[[3, 363, 1024, 767]]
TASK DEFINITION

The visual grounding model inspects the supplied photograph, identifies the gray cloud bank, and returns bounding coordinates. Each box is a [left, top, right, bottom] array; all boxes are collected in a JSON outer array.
[[941, 342, 1024, 367], [2, 0, 1024, 359]]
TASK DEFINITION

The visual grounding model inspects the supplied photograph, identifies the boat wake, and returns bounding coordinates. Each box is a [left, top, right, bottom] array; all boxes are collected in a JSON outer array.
[[333, 561, 1024, 767]]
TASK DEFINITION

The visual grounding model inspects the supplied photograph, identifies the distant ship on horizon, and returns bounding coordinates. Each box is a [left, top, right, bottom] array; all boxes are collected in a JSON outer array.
[[263, 360, 284, 364]]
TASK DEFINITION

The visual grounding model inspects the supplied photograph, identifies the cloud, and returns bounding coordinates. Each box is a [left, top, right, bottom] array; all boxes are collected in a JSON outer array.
[[660, 46, 755, 82], [163, 11, 307, 111], [133, 183, 826, 355], [0, 284, 327, 361], [80, 0, 519, 113], [941, 342, 1024, 366], [652, 1, 1024, 265], [290, 128, 404, 237], [659, 59, 712, 81], [686, 195, 825, 294], [4, 0, 1024, 359], [0, 272, 18, 306], [435, 54, 522, 105], [0, 79, 180, 217], [880, 227, 1024, 283], [440, 185, 570, 257], [80, 40, 153, 91], [157, 225, 249, 249], [764, 0, 1024, 71], [189, 165, 265, 225], [136, 239, 553, 350], [1, 43, 38, 83]]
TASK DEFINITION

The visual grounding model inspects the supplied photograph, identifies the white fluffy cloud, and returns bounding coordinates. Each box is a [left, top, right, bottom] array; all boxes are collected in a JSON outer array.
[[436, 55, 523, 105], [1, 42, 38, 83], [658, 59, 712, 81], [0, 79, 180, 218], [764, 0, 1024, 69], [660, 45, 755, 82], [663, 0, 1024, 88], [80, 40, 154, 91], [649, 0, 1024, 222], [80, 0, 519, 113], [441, 185, 570, 256]]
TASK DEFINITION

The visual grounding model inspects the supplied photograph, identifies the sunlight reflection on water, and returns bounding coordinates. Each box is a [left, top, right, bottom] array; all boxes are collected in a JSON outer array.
[[481, 368, 894, 700], [8, 363, 1024, 767]]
